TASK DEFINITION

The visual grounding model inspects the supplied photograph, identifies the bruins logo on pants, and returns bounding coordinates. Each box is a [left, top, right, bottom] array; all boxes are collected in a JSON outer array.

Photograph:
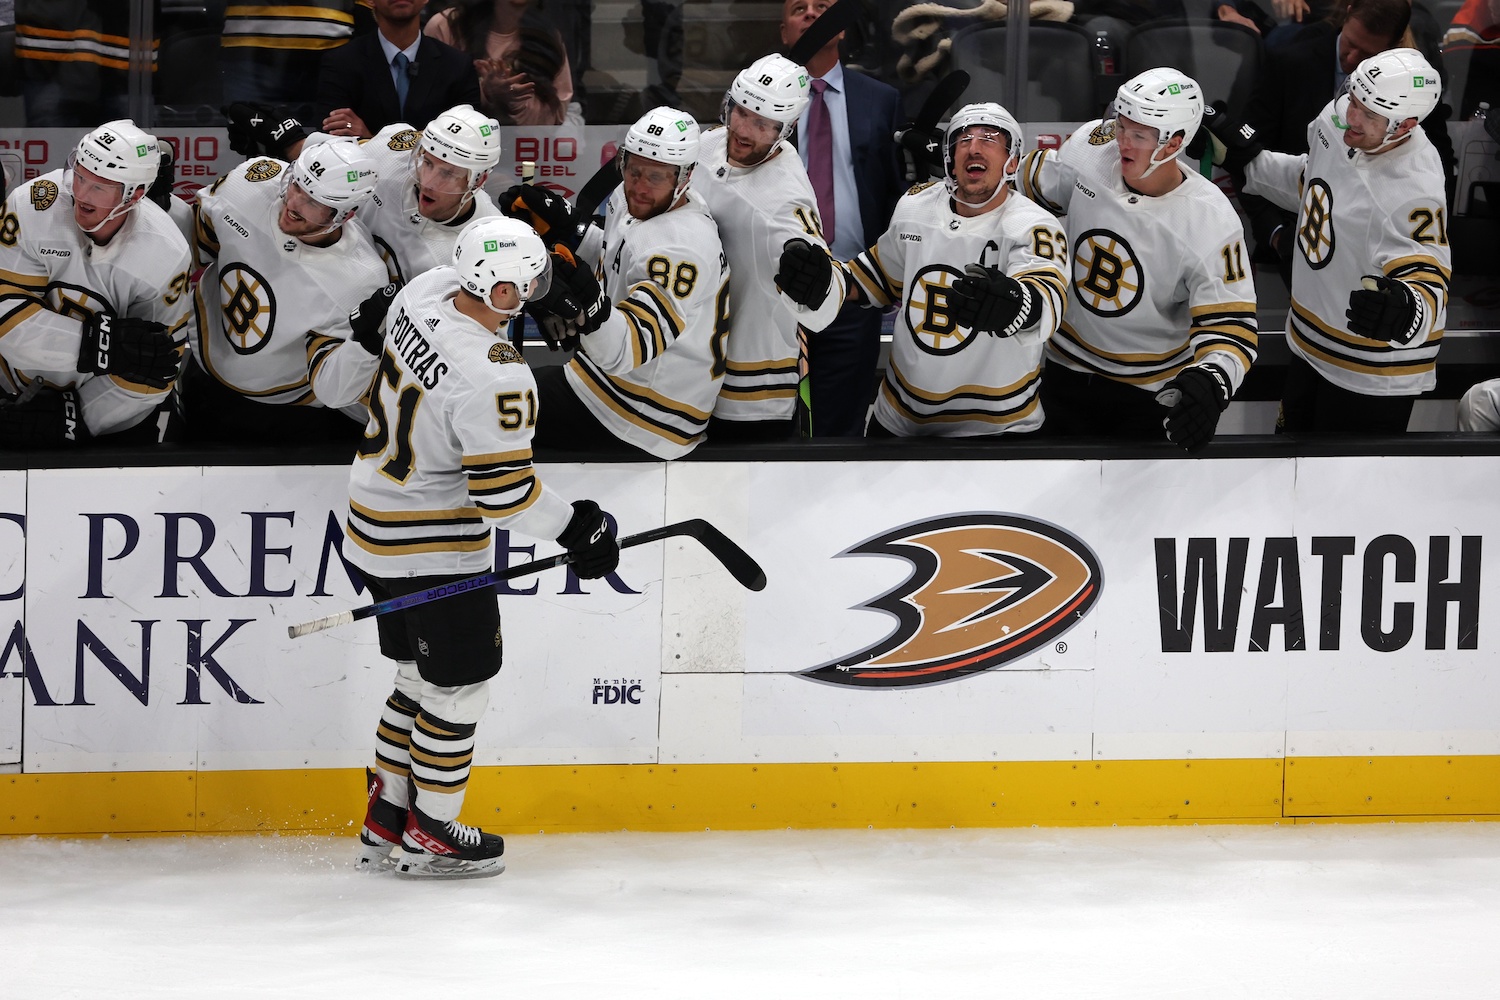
[[218, 263, 276, 355], [1072, 229, 1143, 317], [804, 513, 1103, 688], [904, 263, 974, 355], [1298, 178, 1335, 270]]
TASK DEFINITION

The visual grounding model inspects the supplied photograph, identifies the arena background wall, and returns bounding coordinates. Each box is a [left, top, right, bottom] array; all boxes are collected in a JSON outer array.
[[2, 456, 1497, 836]]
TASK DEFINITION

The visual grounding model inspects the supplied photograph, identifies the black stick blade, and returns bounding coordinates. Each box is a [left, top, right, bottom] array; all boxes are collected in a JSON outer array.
[[679, 519, 767, 591]]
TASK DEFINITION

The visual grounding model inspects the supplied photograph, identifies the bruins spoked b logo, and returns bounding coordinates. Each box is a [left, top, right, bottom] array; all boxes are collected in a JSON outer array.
[[1072, 229, 1142, 317], [905, 264, 975, 355], [1298, 179, 1335, 270], [219, 263, 276, 355], [804, 513, 1103, 688]]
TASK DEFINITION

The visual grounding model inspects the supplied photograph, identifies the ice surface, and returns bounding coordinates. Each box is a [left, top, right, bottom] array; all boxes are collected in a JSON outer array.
[[4, 823, 1499, 999]]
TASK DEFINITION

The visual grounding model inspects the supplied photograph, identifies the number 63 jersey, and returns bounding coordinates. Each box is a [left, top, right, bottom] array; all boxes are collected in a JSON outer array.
[[344, 266, 573, 578], [844, 181, 1068, 436]]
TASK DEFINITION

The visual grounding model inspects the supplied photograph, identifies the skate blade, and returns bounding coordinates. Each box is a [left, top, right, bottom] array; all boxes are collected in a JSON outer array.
[[393, 851, 506, 880], [355, 840, 400, 872]]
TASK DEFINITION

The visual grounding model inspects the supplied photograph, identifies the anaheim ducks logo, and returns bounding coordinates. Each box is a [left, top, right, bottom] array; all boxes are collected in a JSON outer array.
[[1297, 178, 1334, 270], [804, 513, 1103, 688]]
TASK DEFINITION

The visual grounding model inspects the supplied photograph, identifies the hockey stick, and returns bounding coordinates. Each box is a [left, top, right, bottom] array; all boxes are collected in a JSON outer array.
[[287, 518, 766, 638], [786, 0, 856, 65], [895, 70, 971, 182]]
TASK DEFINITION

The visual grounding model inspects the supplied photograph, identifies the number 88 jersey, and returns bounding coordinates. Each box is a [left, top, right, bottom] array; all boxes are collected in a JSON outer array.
[[344, 266, 573, 578]]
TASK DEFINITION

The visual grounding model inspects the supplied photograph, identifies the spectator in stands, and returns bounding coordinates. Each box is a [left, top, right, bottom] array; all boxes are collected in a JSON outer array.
[[317, 0, 481, 138], [14, 0, 135, 126], [221, 0, 371, 120], [1441, 0, 1500, 117], [781, 0, 905, 437], [1241, 0, 1456, 280], [425, 0, 578, 125]]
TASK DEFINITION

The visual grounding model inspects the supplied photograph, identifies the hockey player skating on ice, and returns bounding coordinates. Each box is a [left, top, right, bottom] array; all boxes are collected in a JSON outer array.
[[1199, 49, 1451, 434], [528, 107, 731, 459], [692, 54, 847, 440], [330, 216, 620, 879], [187, 139, 391, 444], [779, 103, 1066, 436], [1019, 69, 1258, 453], [0, 120, 188, 448]]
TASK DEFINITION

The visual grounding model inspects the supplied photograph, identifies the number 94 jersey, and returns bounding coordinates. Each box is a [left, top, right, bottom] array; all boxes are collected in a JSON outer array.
[[845, 181, 1068, 436], [345, 266, 574, 578]]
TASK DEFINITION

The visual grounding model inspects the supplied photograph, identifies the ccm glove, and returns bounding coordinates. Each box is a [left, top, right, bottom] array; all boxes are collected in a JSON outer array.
[[951, 263, 1036, 337], [556, 499, 620, 580], [0, 387, 90, 449], [1184, 101, 1264, 175], [776, 238, 833, 309], [1346, 275, 1421, 343], [1155, 363, 1231, 454], [349, 282, 401, 355], [500, 184, 579, 241], [222, 102, 308, 159], [77, 313, 180, 389]]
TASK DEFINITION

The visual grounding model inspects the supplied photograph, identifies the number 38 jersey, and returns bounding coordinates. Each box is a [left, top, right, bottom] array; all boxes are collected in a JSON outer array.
[[191, 156, 389, 407], [1020, 120, 1258, 393], [844, 181, 1067, 436], [567, 187, 729, 459], [344, 266, 574, 578], [1244, 102, 1451, 396]]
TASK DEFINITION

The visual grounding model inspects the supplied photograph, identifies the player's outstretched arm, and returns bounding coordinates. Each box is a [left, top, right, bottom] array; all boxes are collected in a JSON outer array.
[[308, 282, 399, 409]]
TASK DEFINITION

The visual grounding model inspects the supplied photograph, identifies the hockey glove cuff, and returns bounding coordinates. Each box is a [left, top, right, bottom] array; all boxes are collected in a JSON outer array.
[[1346, 275, 1422, 344], [776, 238, 833, 309], [223, 103, 308, 159], [1156, 363, 1231, 454], [557, 499, 620, 580], [1192, 101, 1263, 176], [0, 387, 90, 449], [78, 314, 181, 389], [500, 184, 578, 241], [149, 144, 176, 212], [349, 282, 401, 355], [951, 263, 1034, 337]]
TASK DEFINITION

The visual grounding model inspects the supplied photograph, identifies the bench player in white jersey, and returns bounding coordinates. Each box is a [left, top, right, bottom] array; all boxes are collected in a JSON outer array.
[[1019, 69, 1258, 453], [0, 120, 187, 448], [187, 139, 391, 444], [1203, 49, 1451, 434], [326, 217, 619, 879], [529, 107, 731, 459], [691, 54, 846, 440], [781, 103, 1067, 436]]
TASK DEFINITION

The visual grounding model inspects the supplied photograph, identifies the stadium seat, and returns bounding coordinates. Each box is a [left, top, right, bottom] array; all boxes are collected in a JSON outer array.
[[1124, 19, 1262, 118]]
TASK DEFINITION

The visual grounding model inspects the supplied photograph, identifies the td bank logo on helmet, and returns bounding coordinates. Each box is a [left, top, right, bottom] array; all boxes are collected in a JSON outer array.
[[805, 513, 1103, 688]]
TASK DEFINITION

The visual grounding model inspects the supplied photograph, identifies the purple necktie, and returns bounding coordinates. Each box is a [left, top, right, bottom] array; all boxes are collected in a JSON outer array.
[[807, 78, 835, 242]]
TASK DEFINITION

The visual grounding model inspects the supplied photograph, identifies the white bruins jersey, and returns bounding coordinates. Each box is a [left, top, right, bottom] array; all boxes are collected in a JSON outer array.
[[191, 156, 388, 406], [1020, 120, 1258, 393], [846, 181, 1067, 436], [345, 266, 573, 577], [692, 128, 845, 421], [568, 187, 729, 459], [1244, 103, 1451, 396], [351, 124, 502, 284], [0, 169, 191, 435]]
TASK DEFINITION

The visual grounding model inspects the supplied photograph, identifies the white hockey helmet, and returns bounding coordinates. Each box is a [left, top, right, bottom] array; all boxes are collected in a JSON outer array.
[[721, 53, 811, 142], [421, 104, 503, 179], [1341, 48, 1441, 141], [944, 101, 1024, 204], [620, 106, 701, 200], [72, 119, 163, 192], [452, 216, 552, 318], [284, 139, 379, 231], [1115, 67, 1204, 176]]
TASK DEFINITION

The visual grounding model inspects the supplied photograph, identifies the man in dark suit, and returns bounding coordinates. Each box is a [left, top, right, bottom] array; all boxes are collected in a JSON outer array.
[[782, 0, 905, 437], [316, 0, 481, 139]]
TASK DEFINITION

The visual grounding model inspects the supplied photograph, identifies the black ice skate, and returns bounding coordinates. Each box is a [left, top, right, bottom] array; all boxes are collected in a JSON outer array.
[[355, 768, 408, 871], [395, 803, 506, 880]]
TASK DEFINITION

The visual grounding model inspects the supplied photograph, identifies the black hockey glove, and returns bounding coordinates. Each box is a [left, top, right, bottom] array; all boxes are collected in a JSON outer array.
[[1346, 275, 1421, 343], [349, 282, 401, 355], [500, 184, 579, 242], [951, 263, 1036, 337], [557, 499, 620, 580], [222, 102, 308, 159], [897, 124, 945, 181], [148, 142, 176, 212], [77, 313, 180, 389], [529, 245, 611, 350], [1156, 363, 1231, 454], [0, 387, 90, 449], [776, 238, 833, 309], [1184, 101, 1264, 176]]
